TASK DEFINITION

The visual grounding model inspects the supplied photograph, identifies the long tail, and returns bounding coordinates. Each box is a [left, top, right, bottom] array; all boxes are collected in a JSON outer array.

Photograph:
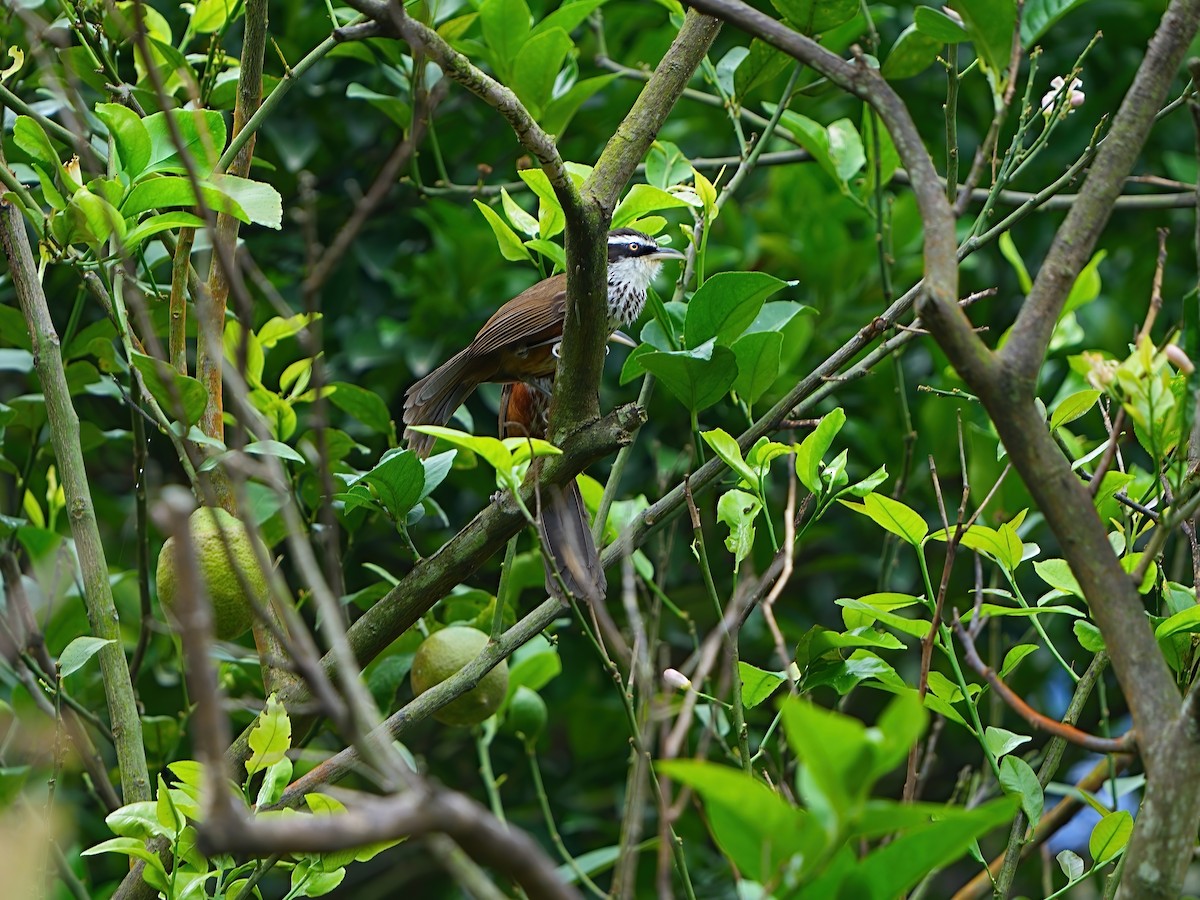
[[403, 349, 479, 457], [538, 479, 607, 605]]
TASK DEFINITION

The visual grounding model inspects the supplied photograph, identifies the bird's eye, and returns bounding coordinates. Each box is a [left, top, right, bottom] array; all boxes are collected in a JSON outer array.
[[628, 242, 640, 253]]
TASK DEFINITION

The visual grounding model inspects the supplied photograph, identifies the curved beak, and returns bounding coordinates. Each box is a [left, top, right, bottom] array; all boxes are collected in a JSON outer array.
[[648, 246, 686, 261], [609, 330, 638, 348]]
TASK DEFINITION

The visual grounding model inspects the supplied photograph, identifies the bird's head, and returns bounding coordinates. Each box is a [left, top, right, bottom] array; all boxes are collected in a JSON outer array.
[[606, 228, 685, 292]]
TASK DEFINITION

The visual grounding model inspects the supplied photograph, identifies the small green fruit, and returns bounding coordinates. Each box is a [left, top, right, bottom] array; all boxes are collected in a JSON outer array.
[[505, 685, 547, 741], [155, 507, 268, 641], [410, 626, 509, 726]]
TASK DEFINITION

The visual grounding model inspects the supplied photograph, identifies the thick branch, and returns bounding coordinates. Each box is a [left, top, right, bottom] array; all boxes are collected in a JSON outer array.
[[551, 11, 722, 441], [0, 199, 151, 804], [201, 787, 580, 900]]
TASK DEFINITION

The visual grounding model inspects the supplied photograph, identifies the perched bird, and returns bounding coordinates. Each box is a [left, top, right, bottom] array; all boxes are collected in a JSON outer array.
[[402, 228, 684, 456], [403, 228, 683, 603]]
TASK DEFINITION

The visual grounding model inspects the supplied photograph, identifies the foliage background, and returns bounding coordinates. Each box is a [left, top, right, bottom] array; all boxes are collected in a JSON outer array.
[[1, 0, 1198, 897]]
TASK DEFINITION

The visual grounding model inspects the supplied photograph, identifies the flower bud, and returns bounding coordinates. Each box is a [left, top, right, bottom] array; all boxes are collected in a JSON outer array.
[[663, 668, 692, 692]]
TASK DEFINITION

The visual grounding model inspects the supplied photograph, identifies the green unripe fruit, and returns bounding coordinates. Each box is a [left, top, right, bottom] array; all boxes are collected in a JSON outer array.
[[410, 626, 509, 727], [505, 685, 547, 741], [155, 507, 268, 641]]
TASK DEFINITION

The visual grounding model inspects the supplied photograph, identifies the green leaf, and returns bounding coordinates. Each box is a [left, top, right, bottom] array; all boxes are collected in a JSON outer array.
[[1033, 558, 1081, 596], [914, 5, 970, 42], [1051, 389, 1101, 430], [345, 83, 412, 128], [246, 693, 292, 776], [105, 801, 168, 840], [59, 636, 115, 678], [837, 596, 932, 639], [505, 643, 562, 705], [998, 232, 1032, 293], [658, 759, 826, 883], [255, 757, 293, 808], [985, 726, 1031, 760], [517, 168, 565, 239], [329, 382, 393, 436], [357, 449, 426, 520], [474, 199, 533, 262], [244, 440, 305, 463], [780, 696, 873, 826], [684, 271, 790, 348], [847, 798, 1016, 895], [95, 103, 152, 178], [1000, 755, 1043, 827], [61, 191, 126, 246], [795, 408, 846, 494], [735, 39, 791, 99], [1063, 250, 1106, 316], [928, 523, 1022, 572], [81, 837, 170, 874], [644, 141, 693, 190], [541, 73, 619, 136], [209, 174, 283, 229], [258, 313, 320, 348], [512, 28, 574, 115], [480, 0, 531, 77], [1156, 602, 1200, 643], [224, 320, 265, 386], [1075, 620, 1107, 652], [717, 489, 762, 571], [500, 187, 538, 237], [841, 493, 928, 545], [532, 0, 608, 37], [130, 352, 209, 425], [999, 643, 1038, 677], [1021, 0, 1095, 46], [13, 116, 58, 172], [738, 662, 787, 708], [141, 109, 227, 176], [1089, 810, 1133, 865], [948, 0, 1017, 81], [1057, 849, 1085, 881], [776, 112, 864, 190], [882, 25, 942, 80], [700, 428, 757, 487], [612, 184, 692, 229], [191, 0, 241, 34], [770, 0, 859, 33], [123, 211, 206, 249], [639, 339, 738, 412]]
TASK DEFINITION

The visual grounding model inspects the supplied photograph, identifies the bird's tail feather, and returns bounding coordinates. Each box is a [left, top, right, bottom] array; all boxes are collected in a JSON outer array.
[[538, 479, 606, 605], [403, 348, 479, 457]]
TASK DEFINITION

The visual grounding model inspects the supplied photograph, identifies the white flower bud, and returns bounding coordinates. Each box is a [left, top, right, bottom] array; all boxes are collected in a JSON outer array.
[[663, 668, 692, 692], [1041, 76, 1085, 114]]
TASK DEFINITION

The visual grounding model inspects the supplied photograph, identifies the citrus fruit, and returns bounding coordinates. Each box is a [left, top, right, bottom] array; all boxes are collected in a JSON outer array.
[[504, 685, 547, 741], [410, 626, 509, 726], [156, 506, 268, 641]]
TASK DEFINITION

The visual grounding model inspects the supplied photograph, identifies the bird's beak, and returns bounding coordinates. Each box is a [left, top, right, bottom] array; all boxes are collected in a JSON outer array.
[[648, 246, 686, 261], [609, 330, 638, 348]]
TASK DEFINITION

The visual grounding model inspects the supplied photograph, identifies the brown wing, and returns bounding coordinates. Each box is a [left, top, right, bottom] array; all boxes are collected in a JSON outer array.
[[468, 273, 568, 357]]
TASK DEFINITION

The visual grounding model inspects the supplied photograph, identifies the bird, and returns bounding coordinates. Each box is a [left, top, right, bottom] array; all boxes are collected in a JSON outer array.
[[402, 228, 684, 456], [403, 227, 683, 603]]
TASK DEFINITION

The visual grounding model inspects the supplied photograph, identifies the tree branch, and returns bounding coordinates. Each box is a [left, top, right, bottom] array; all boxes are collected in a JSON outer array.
[[0, 198, 151, 805]]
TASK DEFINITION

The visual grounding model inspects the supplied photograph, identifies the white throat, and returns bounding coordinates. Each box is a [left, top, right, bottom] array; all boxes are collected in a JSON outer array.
[[607, 256, 662, 295]]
